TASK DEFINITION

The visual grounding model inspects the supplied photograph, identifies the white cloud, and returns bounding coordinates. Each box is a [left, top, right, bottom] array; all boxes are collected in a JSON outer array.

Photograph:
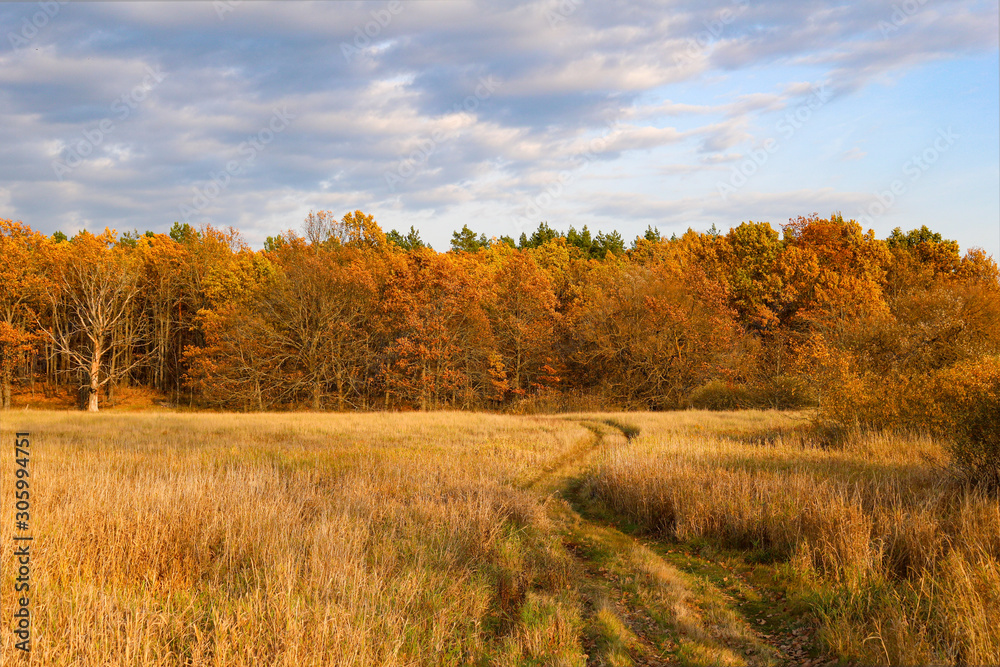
[[0, 0, 994, 251]]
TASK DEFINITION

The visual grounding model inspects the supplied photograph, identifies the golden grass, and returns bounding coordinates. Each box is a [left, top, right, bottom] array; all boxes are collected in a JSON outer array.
[[584, 410, 1000, 665], [0, 412, 589, 666], [3, 409, 997, 666]]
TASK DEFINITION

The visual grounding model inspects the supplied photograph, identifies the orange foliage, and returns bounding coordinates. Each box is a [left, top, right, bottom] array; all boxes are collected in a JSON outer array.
[[2, 212, 997, 419]]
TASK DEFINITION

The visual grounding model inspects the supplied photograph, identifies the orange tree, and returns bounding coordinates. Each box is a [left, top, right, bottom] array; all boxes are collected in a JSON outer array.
[[0, 220, 51, 408], [566, 252, 743, 409], [380, 247, 493, 410]]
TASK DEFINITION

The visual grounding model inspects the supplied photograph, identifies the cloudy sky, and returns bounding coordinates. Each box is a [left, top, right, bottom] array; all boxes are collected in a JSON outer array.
[[2, 0, 997, 254]]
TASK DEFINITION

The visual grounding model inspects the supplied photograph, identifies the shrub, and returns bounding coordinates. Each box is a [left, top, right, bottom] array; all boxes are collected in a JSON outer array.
[[687, 379, 753, 410], [689, 376, 816, 411], [758, 374, 818, 410], [928, 356, 1000, 489], [815, 357, 1000, 483]]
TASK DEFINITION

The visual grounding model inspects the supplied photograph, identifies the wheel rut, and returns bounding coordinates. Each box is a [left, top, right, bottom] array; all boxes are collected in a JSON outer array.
[[529, 417, 811, 667]]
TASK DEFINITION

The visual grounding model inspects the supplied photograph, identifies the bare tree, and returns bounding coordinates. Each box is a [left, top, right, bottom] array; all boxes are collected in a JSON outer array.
[[45, 231, 148, 411]]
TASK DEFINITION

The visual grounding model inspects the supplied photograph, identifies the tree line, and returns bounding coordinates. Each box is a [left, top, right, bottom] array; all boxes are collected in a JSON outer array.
[[1, 212, 998, 424]]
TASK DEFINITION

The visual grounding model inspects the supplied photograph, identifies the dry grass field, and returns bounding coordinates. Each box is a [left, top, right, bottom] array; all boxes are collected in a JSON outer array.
[[1, 410, 997, 666], [584, 412, 1000, 666]]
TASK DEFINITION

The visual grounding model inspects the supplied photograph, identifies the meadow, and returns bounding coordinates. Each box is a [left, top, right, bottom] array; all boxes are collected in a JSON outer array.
[[1, 410, 997, 666], [583, 412, 1000, 666]]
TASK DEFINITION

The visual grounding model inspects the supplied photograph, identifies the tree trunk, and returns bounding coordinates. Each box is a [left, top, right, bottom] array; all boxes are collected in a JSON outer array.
[[87, 340, 102, 412], [1, 365, 11, 410]]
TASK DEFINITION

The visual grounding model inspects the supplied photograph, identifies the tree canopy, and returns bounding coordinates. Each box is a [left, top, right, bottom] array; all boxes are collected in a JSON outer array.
[[0, 212, 996, 414]]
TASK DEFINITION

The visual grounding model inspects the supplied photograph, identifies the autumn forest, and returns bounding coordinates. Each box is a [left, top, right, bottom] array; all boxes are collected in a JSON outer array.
[[2, 212, 999, 432]]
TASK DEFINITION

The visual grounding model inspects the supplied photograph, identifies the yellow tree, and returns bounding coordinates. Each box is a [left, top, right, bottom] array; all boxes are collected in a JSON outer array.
[[0, 220, 50, 408], [136, 232, 191, 399], [721, 221, 784, 334], [182, 242, 277, 410], [302, 209, 387, 248], [778, 213, 890, 329]]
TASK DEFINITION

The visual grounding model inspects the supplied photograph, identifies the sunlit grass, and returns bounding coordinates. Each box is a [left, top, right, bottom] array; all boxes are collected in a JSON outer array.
[[2, 409, 997, 665], [584, 411, 1000, 665], [0, 411, 589, 666]]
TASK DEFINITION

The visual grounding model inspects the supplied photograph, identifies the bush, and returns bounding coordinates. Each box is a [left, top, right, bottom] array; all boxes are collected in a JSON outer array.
[[688, 376, 817, 412], [758, 375, 818, 410], [928, 356, 1000, 489], [688, 380, 754, 410], [815, 356, 1000, 483]]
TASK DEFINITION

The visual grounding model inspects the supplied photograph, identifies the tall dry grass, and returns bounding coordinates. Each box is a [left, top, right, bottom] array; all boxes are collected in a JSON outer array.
[[584, 411, 1000, 666], [0, 412, 589, 666], [6, 409, 998, 665]]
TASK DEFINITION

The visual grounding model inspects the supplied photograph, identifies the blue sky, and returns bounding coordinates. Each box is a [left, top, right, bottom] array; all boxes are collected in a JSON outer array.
[[1, 0, 997, 255]]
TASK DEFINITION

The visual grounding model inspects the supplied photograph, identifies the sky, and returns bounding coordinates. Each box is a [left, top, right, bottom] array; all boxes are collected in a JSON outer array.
[[1, 0, 998, 255]]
